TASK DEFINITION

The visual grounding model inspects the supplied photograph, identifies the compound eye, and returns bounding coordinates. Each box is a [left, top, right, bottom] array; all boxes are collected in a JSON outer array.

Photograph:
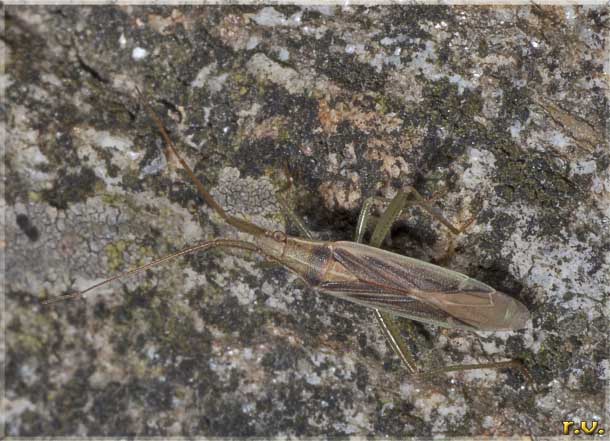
[[272, 231, 287, 243]]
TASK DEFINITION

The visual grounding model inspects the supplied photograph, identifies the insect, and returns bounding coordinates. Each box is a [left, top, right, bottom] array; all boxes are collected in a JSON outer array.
[[44, 89, 530, 377]]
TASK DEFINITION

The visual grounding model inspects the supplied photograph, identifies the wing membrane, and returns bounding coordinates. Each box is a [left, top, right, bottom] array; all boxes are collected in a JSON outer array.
[[318, 280, 468, 329], [327, 242, 529, 330]]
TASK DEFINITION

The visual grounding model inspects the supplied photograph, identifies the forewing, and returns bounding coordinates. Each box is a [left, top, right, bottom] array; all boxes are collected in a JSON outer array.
[[329, 242, 528, 330], [332, 241, 491, 293], [319, 280, 469, 329]]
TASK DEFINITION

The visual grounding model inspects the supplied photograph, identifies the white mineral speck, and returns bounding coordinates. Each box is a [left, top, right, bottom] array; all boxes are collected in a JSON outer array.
[[128, 151, 140, 161], [290, 12, 302, 24], [246, 36, 260, 50], [306, 372, 321, 385], [510, 120, 523, 139], [252, 7, 302, 27], [93, 131, 133, 151], [242, 402, 256, 413], [145, 345, 158, 360], [549, 130, 569, 148], [191, 63, 216, 89], [140, 152, 167, 177], [482, 415, 495, 428], [278, 48, 289, 61], [461, 147, 497, 190], [132, 47, 148, 60], [118, 33, 127, 48], [207, 73, 228, 94], [571, 159, 596, 176]]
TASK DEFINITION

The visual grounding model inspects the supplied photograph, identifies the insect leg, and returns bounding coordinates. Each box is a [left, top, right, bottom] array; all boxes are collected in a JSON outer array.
[[368, 192, 411, 248], [369, 187, 475, 238], [360, 187, 477, 266], [356, 193, 418, 374], [269, 163, 314, 239], [136, 88, 267, 238], [359, 192, 529, 381], [276, 192, 314, 240], [403, 186, 478, 264], [354, 197, 376, 244], [398, 190, 531, 379], [416, 359, 532, 382]]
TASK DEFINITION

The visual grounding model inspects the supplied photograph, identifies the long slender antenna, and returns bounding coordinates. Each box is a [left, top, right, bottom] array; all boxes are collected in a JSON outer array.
[[135, 87, 267, 237], [43, 239, 261, 304]]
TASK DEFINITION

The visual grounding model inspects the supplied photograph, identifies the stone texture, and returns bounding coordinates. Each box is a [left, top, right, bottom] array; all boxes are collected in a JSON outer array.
[[4, 4, 608, 437]]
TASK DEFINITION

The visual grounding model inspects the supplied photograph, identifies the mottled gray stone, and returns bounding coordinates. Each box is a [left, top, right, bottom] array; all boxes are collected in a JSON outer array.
[[4, 4, 608, 438]]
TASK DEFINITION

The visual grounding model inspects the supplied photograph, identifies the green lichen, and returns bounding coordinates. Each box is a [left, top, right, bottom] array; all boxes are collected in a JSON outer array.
[[100, 193, 125, 206], [536, 333, 572, 381], [28, 191, 42, 202], [15, 333, 45, 355], [11, 308, 54, 356], [105, 240, 129, 273]]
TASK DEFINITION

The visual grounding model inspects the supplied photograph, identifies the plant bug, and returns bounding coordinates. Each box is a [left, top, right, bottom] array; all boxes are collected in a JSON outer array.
[[44, 88, 530, 378]]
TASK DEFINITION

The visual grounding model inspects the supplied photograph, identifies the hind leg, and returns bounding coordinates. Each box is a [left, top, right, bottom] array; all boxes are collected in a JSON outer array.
[[359, 190, 529, 381]]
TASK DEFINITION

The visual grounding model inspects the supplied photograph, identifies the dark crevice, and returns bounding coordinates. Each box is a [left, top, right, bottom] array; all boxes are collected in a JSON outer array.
[[75, 52, 109, 84]]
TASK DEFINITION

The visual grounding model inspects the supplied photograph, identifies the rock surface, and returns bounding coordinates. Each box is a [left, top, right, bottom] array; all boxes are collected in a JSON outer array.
[[4, 5, 608, 437]]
